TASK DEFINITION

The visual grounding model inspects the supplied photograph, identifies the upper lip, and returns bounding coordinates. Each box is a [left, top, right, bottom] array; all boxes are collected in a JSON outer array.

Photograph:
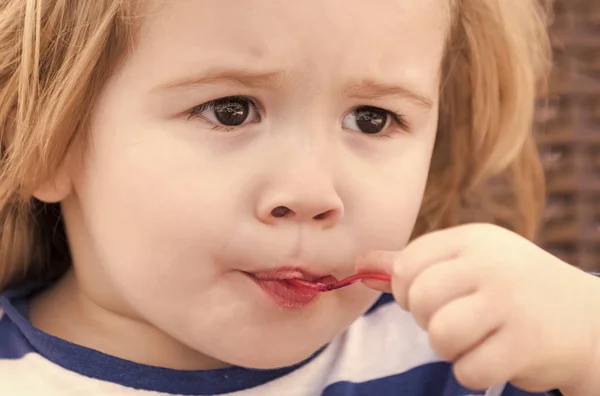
[[251, 266, 331, 282]]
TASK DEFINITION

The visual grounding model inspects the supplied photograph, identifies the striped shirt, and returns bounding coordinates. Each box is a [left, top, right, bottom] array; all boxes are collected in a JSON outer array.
[[0, 284, 550, 396]]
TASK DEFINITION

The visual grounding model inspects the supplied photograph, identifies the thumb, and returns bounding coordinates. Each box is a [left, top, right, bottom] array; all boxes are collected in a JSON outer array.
[[354, 250, 397, 293]]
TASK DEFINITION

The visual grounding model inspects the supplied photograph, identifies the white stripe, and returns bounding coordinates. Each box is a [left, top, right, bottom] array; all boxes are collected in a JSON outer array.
[[485, 384, 507, 396], [322, 302, 440, 384], [0, 354, 166, 395]]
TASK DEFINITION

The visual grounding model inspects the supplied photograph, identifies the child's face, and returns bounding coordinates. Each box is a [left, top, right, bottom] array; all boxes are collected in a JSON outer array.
[[60, 0, 448, 369]]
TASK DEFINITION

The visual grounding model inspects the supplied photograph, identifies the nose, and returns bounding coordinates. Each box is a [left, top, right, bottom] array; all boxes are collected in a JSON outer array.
[[256, 175, 344, 229]]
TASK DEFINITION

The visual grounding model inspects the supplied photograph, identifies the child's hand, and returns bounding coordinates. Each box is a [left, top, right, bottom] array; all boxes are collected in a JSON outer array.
[[358, 223, 600, 396]]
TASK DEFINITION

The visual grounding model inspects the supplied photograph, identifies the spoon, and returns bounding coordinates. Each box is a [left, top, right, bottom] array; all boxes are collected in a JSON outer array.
[[287, 272, 391, 292]]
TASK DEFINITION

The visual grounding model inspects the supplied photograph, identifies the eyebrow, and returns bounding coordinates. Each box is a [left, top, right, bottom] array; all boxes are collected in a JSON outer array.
[[154, 69, 286, 92], [154, 69, 434, 109], [343, 79, 434, 109]]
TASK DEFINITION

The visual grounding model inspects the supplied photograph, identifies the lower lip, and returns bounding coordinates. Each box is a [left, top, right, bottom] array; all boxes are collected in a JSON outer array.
[[250, 276, 320, 309]]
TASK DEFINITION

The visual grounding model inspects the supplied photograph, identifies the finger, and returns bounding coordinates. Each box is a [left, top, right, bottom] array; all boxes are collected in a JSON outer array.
[[427, 294, 502, 363], [406, 258, 479, 326], [452, 329, 520, 391], [396, 228, 467, 295], [354, 250, 397, 293]]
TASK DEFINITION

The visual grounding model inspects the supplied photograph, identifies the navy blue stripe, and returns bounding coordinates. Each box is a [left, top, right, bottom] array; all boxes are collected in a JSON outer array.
[[366, 293, 395, 314], [502, 383, 549, 396], [0, 302, 34, 359]]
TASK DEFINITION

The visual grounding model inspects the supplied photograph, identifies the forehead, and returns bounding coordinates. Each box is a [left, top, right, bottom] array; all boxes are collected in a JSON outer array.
[[132, 0, 450, 95]]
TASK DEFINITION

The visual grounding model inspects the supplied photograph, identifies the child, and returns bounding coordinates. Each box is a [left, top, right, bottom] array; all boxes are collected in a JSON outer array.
[[0, 0, 597, 395]]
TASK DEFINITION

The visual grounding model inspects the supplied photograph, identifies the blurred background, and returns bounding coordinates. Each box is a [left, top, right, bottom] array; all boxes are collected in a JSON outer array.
[[535, 0, 600, 271], [458, 0, 600, 271]]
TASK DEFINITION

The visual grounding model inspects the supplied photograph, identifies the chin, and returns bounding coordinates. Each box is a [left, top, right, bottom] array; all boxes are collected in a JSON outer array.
[[203, 332, 328, 370], [229, 346, 324, 370]]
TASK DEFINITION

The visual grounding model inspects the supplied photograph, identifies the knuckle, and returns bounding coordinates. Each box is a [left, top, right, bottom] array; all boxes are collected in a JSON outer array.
[[461, 223, 505, 248], [427, 316, 456, 361], [407, 279, 429, 314], [407, 266, 444, 312], [453, 360, 493, 391]]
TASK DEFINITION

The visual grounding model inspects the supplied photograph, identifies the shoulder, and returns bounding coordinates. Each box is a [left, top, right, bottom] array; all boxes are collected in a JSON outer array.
[[317, 297, 457, 395], [0, 300, 35, 360], [316, 295, 551, 396], [0, 303, 41, 394], [0, 303, 165, 395]]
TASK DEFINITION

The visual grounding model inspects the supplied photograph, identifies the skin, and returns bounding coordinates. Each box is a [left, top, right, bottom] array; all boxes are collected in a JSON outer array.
[[29, 0, 448, 370]]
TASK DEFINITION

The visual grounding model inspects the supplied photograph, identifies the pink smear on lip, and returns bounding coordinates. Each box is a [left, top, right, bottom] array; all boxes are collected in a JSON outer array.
[[286, 272, 391, 292]]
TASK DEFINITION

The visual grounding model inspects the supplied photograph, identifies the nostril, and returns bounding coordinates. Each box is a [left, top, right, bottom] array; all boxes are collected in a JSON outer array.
[[271, 206, 292, 218], [313, 210, 335, 221]]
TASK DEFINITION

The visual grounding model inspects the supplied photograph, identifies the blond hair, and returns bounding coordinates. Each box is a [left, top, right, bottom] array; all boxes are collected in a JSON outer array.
[[0, 0, 552, 290], [416, 0, 552, 239]]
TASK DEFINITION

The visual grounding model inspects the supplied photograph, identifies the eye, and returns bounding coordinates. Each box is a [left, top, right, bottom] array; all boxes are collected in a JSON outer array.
[[187, 96, 261, 130], [342, 106, 407, 135]]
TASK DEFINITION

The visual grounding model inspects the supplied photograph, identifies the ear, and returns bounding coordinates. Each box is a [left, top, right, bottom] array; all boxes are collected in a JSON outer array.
[[32, 168, 73, 203], [3, 108, 73, 204], [32, 145, 77, 204], [32, 131, 83, 204]]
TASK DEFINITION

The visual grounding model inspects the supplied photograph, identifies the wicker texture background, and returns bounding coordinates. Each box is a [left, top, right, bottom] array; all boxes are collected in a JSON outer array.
[[536, 0, 600, 271]]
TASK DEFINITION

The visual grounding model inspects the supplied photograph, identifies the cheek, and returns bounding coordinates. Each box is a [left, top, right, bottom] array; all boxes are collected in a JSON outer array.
[[353, 175, 428, 251], [348, 132, 436, 250], [72, 124, 247, 298]]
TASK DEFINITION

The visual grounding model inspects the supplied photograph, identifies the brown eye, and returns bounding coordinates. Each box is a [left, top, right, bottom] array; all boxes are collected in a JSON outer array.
[[213, 97, 250, 126], [343, 106, 391, 134], [188, 96, 260, 129]]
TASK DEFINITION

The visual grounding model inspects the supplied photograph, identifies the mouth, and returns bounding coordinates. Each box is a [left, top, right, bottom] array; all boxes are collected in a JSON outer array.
[[247, 267, 338, 310]]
